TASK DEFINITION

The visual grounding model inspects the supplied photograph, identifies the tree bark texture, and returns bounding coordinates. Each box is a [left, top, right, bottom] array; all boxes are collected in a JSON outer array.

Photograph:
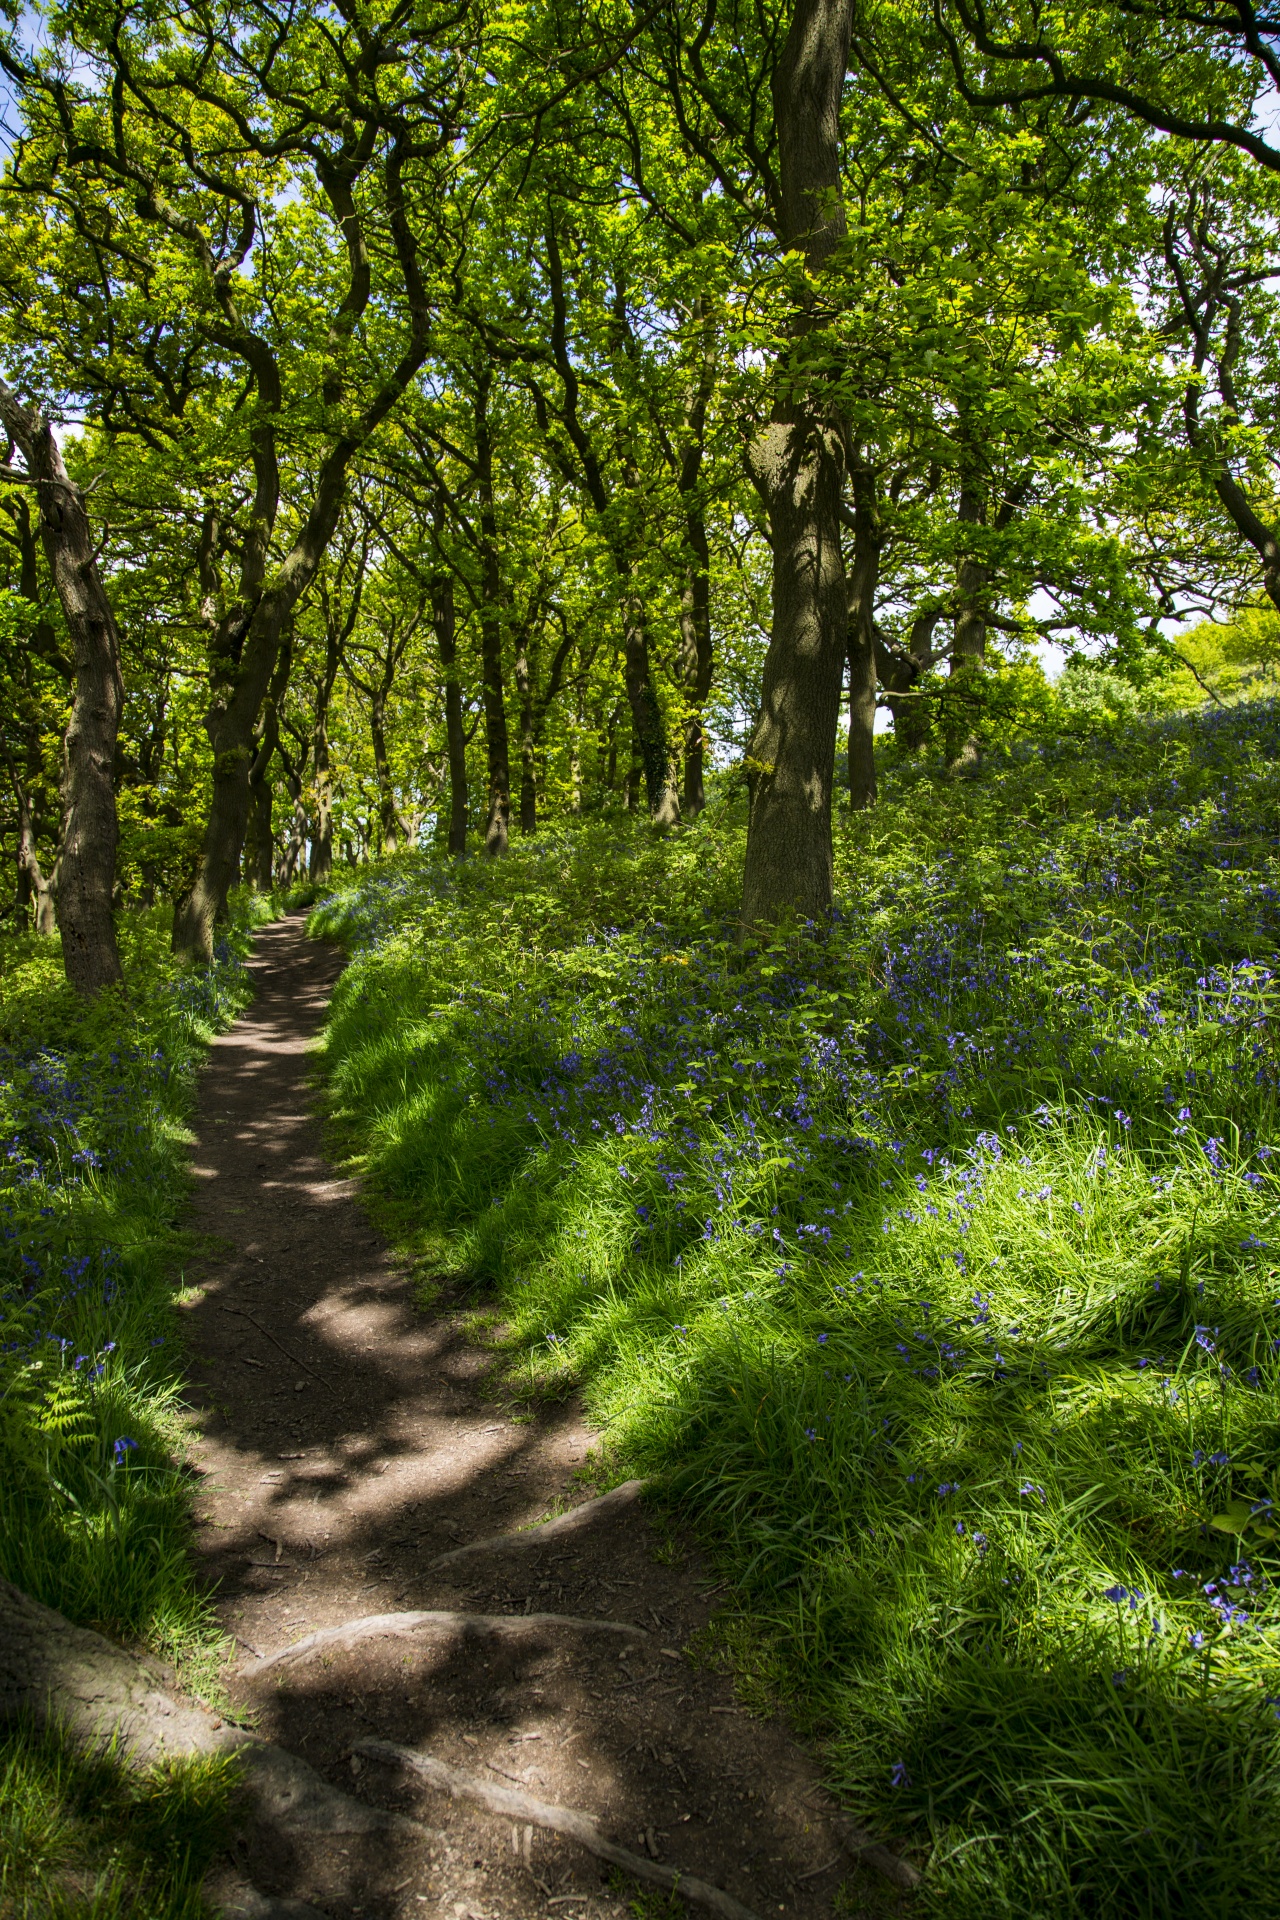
[[739, 0, 854, 932], [0, 381, 124, 994], [743, 419, 848, 925], [433, 574, 469, 858]]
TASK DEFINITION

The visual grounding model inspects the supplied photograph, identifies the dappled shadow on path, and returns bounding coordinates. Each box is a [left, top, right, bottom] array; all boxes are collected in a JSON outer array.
[[180, 915, 878, 1920]]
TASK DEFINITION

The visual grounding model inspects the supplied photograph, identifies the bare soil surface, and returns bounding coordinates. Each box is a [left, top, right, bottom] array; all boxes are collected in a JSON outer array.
[[180, 914, 888, 1920]]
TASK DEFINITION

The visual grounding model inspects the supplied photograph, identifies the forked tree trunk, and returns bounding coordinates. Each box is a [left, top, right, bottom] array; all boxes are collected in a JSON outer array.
[[739, 0, 854, 932], [0, 382, 124, 995], [433, 575, 469, 858], [174, 590, 290, 957], [889, 610, 939, 753]]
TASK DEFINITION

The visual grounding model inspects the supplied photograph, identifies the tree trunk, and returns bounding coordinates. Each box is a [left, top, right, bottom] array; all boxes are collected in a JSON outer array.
[[621, 587, 678, 825], [846, 468, 880, 812], [0, 381, 124, 995], [433, 575, 469, 858], [677, 515, 714, 817], [310, 713, 334, 884], [946, 480, 988, 771], [175, 591, 289, 956], [475, 372, 511, 857], [889, 610, 938, 753], [245, 626, 291, 893], [674, 304, 717, 819], [283, 797, 308, 885], [742, 417, 847, 926], [513, 627, 538, 835], [370, 689, 403, 855], [246, 731, 276, 893], [11, 776, 56, 934], [738, 0, 854, 932]]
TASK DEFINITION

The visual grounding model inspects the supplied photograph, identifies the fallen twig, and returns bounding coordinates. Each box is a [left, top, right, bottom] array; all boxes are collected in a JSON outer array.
[[251, 1608, 648, 1674], [429, 1480, 649, 1570], [217, 1304, 335, 1394], [357, 1738, 762, 1920]]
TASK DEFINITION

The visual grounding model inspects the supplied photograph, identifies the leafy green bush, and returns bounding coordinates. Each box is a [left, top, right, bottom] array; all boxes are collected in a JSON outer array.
[[314, 702, 1280, 1917]]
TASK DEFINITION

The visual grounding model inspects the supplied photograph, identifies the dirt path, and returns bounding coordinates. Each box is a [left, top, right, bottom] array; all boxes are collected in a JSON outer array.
[[180, 914, 884, 1920]]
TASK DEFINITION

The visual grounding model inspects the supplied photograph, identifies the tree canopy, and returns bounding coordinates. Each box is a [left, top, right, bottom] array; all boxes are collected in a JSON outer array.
[[1, 0, 1278, 975]]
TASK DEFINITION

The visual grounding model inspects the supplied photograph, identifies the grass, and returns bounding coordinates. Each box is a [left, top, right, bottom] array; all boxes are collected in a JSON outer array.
[[0, 1722, 241, 1920], [0, 897, 268, 1917], [312, 701, 1280, 1918]]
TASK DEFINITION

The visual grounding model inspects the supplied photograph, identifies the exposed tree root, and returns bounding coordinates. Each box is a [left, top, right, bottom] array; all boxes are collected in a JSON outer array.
[[251, 1608, 649, 1674], [830, 1812, 922, 1891], [0, 1575, 432, 1902], [429, 1479, 650, 1571], [357, 1736, 764, 1920]]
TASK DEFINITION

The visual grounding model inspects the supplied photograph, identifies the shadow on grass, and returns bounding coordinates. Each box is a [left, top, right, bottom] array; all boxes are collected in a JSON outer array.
[[0, 1717, 241, 1918]]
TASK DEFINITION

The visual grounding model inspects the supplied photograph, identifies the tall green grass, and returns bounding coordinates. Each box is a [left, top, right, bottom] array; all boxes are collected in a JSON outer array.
[[313, 705, 1280, 1917], [0, 900, 266, 1917]]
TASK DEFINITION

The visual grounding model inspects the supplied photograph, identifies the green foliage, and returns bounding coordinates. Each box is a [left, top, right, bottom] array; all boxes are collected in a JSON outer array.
[[0, 1720, 239, 1919], [315, 702, 1280, 1916], [0, 901, 264, 1649], [0, 898, 267, 1913]]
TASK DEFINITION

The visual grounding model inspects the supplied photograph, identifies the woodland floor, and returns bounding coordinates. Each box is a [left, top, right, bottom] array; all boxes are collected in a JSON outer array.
[[178, 914, 864, 1920]]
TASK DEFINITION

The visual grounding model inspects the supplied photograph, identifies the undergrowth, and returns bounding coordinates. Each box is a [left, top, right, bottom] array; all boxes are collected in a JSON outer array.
[[0, 1722, 240, 1919], [0, 896, 266, 1916], [314, 704, 1280, 1918]]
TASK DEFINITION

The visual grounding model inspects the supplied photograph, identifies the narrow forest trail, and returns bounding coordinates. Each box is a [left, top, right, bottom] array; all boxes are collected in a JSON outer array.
[[179, 914, 886, 1920]]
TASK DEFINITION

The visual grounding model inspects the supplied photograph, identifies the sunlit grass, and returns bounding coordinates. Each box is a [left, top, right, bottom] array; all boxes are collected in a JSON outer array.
[[314, 705, 1280, 1916]]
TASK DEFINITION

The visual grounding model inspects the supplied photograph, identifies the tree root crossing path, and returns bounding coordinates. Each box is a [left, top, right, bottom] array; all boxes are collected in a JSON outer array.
[[170, 915, 915, 1918]]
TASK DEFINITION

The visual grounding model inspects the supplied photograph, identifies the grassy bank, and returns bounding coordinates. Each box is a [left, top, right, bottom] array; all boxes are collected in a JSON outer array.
[[314, 705, 1280, 1919], [0, 903, 264, 1918]]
